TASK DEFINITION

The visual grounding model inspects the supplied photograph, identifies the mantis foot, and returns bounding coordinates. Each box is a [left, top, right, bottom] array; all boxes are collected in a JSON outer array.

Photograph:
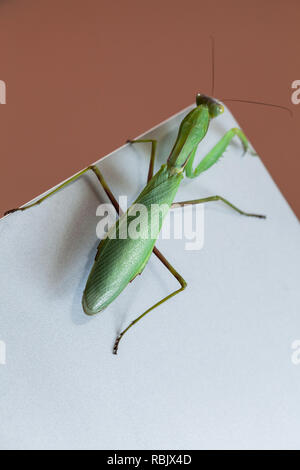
[[113, 334, 123, 355], [4, 208, 21, 216], [247, 213, 267, 219]]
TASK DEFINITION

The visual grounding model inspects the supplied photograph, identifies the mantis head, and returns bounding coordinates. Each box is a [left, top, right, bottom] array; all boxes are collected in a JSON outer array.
[[196, 93, 224, 118]]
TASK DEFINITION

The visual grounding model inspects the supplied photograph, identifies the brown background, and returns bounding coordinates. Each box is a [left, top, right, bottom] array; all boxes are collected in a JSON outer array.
[[0, 0, 299, 217]]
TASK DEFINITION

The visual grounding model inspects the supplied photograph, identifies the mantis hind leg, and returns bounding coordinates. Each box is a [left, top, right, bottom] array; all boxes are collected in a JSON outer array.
[[4, 165, 121, 216], [172, 195, 266, 219], [113, 248, 187, 354]]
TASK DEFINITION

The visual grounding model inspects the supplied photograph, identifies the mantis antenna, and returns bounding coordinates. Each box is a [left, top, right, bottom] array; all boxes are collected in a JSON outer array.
[[221, 98, 293, 117], [209, 37, 292, 117]]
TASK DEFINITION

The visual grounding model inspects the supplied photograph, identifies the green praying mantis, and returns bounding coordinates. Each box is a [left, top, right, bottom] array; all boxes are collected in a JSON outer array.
[[5, 93, 269, 354], [5, 36, 293, 355]]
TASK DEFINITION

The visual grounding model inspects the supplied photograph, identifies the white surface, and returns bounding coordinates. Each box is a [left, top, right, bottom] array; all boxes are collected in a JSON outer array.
[[0, 105, 300, 450]]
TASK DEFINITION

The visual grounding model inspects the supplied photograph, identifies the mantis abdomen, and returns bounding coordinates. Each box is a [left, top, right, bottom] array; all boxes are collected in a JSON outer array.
[[82, 164, 183, 315]]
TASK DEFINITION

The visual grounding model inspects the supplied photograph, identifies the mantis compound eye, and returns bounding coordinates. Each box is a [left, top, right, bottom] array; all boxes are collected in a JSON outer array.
[[196, 94, 224, 118]]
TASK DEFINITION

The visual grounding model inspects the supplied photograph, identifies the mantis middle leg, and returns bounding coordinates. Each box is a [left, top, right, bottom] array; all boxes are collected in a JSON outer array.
[[127, 139, 158, 182], [172, 195, 266, 219]]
